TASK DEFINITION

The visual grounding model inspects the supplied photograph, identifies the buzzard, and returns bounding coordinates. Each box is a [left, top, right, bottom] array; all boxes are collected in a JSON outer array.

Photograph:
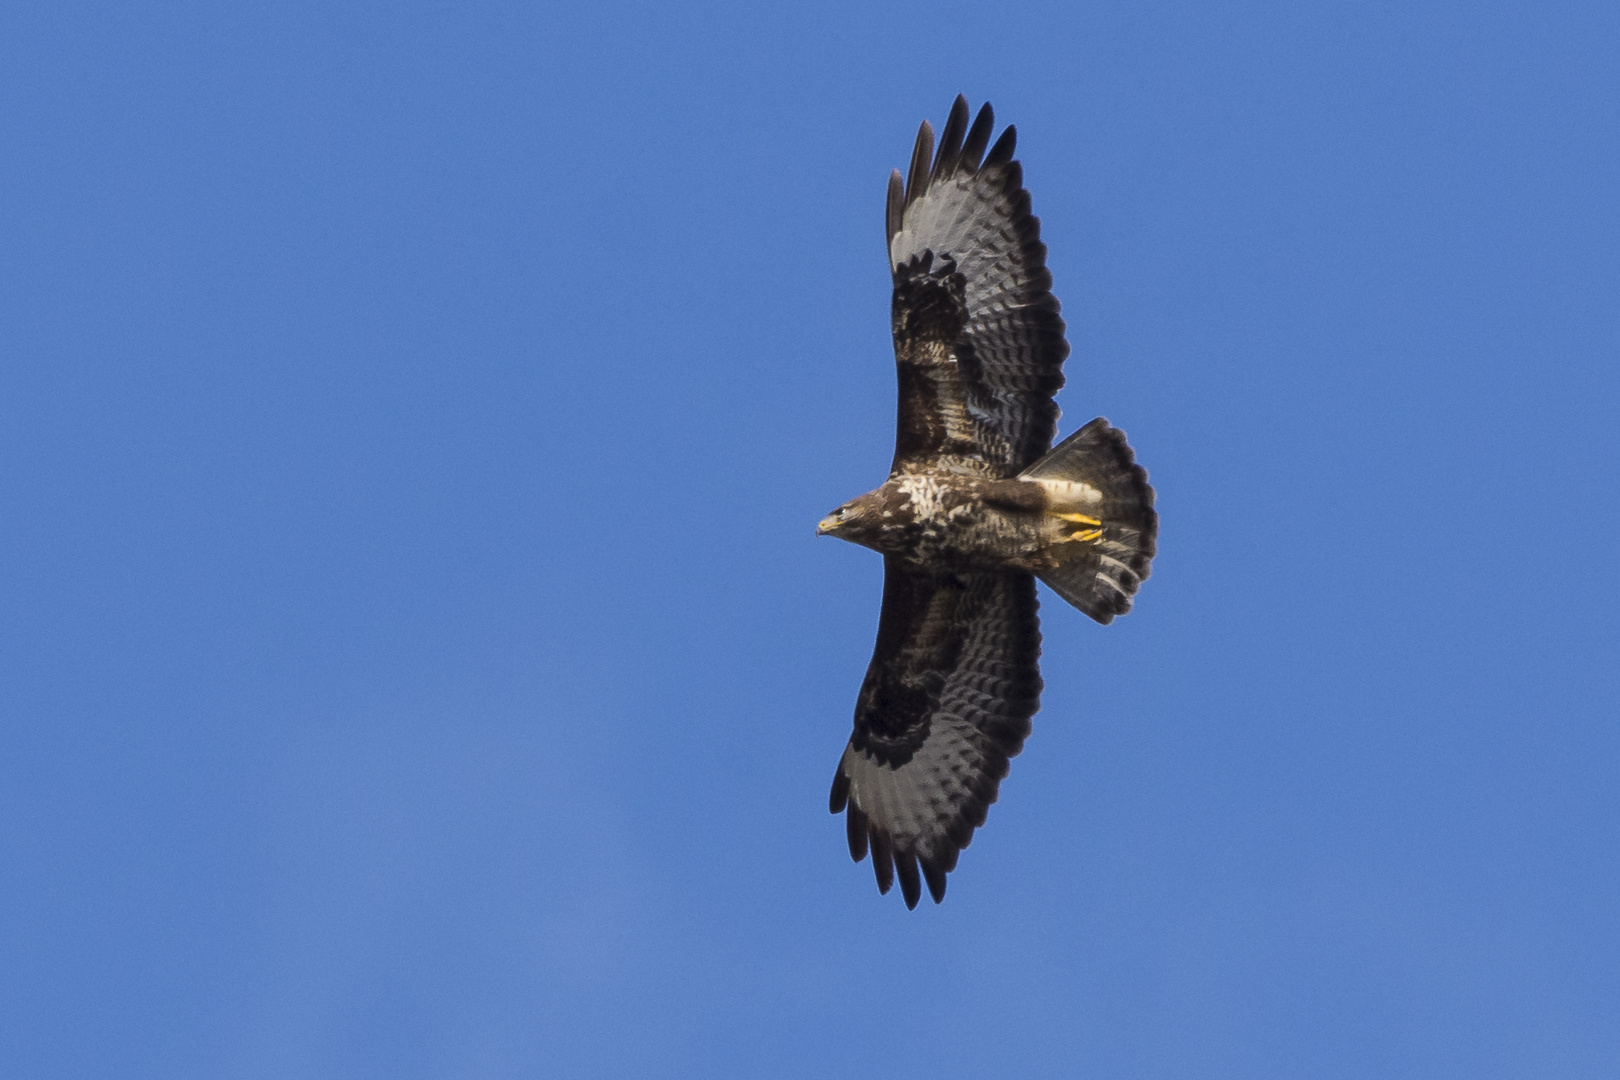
[[818, 97, 1157, 908]]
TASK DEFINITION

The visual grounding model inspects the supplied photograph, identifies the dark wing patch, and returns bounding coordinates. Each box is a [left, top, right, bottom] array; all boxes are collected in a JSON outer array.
[[888, 96, 1069, 478], [829, 560, 1042, 908]]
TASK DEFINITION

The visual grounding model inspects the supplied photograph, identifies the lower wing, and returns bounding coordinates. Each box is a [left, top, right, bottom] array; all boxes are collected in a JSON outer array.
[[829, 561, 1042, 907]]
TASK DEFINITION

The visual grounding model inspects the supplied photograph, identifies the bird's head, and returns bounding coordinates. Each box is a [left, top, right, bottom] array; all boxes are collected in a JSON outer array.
[[817, 491, 885, 546]]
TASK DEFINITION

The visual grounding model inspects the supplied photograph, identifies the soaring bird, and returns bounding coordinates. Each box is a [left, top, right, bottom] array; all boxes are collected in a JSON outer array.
[[818, 97, 1157, 908]]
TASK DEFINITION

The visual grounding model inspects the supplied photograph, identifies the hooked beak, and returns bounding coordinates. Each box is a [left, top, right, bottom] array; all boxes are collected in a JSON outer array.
[[816, 515, 839, 536]]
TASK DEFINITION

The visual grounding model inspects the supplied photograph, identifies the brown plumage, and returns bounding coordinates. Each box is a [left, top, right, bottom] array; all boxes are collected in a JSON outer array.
[[817, 98, 1158, 909]]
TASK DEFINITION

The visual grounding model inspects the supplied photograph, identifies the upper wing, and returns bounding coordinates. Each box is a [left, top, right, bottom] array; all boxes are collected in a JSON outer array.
[[828, 560, 1042, 908], [888, 96, 1069, 479]]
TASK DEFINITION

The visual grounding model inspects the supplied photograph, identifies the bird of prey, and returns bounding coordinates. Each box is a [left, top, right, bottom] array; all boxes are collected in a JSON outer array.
[[817, 97, 1157, 909]]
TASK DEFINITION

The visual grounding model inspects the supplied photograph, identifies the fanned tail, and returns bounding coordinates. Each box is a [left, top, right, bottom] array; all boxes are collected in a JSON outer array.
[[1021, 417, 1157, 624]]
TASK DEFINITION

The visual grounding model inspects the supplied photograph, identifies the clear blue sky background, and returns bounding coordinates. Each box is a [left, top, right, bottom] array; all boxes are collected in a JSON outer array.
[[3, 2, 1617, 1076]]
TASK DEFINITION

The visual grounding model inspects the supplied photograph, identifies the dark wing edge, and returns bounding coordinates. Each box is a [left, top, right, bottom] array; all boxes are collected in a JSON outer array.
[[829, 561, 1042, 908], [888, 96, 1069, 478]]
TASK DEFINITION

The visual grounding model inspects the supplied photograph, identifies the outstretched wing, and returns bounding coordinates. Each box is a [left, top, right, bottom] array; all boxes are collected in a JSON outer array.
[[828, 560, 1042, 908], [888, 96, 1069, 479]]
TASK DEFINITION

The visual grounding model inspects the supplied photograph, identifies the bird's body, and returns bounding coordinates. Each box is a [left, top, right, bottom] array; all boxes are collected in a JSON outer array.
[[821, 473, 1044, 570], [818, 97, 1158, 908], [820, 471, 1117, 575]]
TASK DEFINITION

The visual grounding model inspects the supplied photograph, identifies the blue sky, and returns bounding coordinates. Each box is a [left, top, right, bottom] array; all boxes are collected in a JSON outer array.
[[3, 1, 1617, 1076]]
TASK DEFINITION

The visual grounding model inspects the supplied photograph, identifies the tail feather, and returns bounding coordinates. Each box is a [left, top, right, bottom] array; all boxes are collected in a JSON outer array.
[[1021, 417, 1157, 624]]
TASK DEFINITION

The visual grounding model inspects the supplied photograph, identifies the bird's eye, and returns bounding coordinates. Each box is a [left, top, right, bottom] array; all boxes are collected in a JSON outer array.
[[837, 508, 848, 519]]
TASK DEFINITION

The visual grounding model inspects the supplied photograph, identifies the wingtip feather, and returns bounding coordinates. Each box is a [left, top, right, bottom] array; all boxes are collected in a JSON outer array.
[[922, 860, 947, 904], [896, 853, 922, 910], [905, 120, 934, 206], [885, 169, 904, 247], [984, 123, 1017, 167], [932, 95, 970, 181], [961, 102, 994, 170], [871, 830, 895, 894], [830, 766, 850, 813], [846, 804, 869, 862]]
